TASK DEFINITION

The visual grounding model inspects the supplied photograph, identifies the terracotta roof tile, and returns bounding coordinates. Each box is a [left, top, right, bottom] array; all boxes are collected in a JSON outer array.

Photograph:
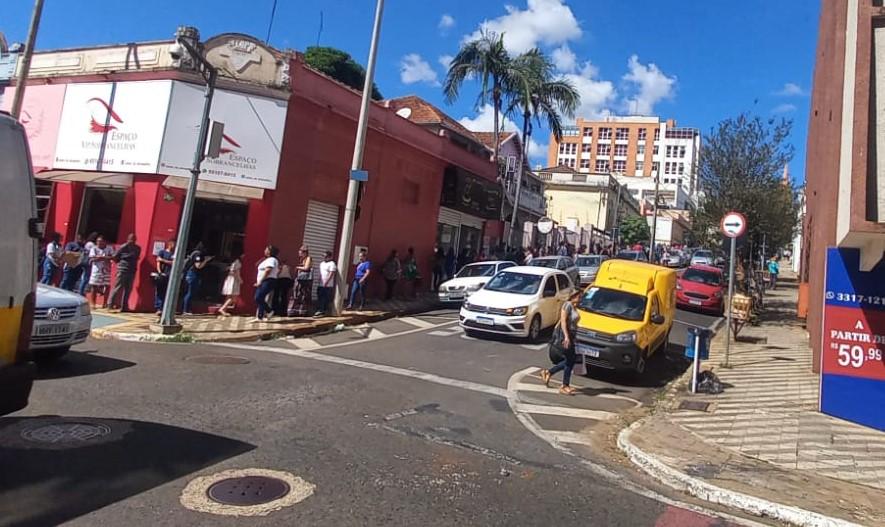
[[386, 95, 480, 141], [471, 131, 518, 151]]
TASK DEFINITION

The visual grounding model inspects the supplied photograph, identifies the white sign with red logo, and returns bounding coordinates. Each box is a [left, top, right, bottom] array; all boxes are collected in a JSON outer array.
[[53, 81, 172, 172], [720, 211, 747, 238], [158, 81, 286, 190]]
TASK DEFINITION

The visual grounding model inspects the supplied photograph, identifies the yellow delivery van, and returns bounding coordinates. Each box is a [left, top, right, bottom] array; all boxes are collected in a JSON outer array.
[[575, 259, 676, 374]]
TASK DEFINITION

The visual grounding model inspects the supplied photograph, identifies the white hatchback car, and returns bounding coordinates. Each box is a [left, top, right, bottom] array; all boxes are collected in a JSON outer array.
[[438, 260, 517, 303], [30, 284, 92, 363], [459, 266, 574, 340]]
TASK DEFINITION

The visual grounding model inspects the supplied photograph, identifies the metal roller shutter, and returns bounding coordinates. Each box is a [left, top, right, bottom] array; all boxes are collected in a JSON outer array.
[[301, 200, 340, 295], [437, 207, 461, 227]]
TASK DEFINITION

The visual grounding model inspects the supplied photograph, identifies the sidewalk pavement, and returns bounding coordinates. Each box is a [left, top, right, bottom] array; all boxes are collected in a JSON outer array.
[[619, 271, 885, 527], [90, 294, 445, 343]]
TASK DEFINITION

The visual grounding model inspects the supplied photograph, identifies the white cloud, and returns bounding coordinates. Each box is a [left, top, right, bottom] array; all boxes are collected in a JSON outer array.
[[438, 54, 454, 70], [772, 103, 797, 114], [621, 55, 676, 115], [463, 0, 582, 54], [775, 83, 805, 97], [551, 45, 577, 73], [561, 62, 617, 119], [458, 104, 519, 133], [439, 14, 455, 32], [527, 138, 547, 161], [400, 54, 440, 86]]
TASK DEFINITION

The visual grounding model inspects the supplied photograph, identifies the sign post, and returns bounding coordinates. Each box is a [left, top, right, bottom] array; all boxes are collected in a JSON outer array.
[[720, 211, 747, 367]]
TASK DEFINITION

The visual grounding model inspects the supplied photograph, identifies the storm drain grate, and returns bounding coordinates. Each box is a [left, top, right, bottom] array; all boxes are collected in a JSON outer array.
[[21, 422, 112, 444], [186, 355, 251, 365], [678, 400, 712, 412], [207, 476, 291, 506]]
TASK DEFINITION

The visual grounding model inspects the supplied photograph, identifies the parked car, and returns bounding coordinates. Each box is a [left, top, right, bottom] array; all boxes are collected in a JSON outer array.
[[676, 264, 725, 315], [575, 260, 676, 374], [575, 254, 608, 286], [459, 266, 573, 340], [30, 284, 91, 364], [437, 260, 517, 303], [661, 252, 684, 268], [615, 250, 648, 262], [528, 256, 579, 289], [690, 249, 715, 266]]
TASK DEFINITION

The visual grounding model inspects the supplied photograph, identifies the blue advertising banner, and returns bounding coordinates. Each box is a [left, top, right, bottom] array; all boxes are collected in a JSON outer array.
[[820, 248, 885, 431]]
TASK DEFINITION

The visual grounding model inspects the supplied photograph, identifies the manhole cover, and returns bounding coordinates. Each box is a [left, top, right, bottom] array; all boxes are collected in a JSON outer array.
[[678, 400, 711, 412], [186, 355, 250, 365], [207, 476, 291, 506], [21, 422, 112, 444]]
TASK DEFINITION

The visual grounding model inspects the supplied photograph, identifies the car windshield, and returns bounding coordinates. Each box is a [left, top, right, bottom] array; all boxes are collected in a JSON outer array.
[[693, 251, 712, 258], [616, 251, 639, 260], [575, 256, 602, 267], [529, 258, 559, 269], [456, 264, 496, 278], [483, 272, 542, 295], [578, 286, 647, 321], [682, 268, 721, 286]]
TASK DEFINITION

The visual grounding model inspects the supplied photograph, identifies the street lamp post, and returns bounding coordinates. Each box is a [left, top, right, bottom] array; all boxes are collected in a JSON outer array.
[[157, 27, 218, 332], [648, 172, 661, 263], [333, 0, 385, 315], [10, 0, 44, 120]]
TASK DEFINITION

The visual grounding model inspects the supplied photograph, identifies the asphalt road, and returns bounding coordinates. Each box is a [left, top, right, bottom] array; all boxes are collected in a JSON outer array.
[[1, 307, 744, 527]]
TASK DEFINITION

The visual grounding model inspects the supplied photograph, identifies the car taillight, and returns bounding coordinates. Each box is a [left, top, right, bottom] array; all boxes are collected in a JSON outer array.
[[15, 292, 35, 363]]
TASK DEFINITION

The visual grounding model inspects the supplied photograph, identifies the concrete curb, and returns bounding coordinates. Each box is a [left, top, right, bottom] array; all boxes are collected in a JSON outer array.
[[617, 419, 865, 527]]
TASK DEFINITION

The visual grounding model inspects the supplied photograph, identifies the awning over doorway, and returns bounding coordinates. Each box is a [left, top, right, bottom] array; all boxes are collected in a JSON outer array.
[[34, 170, 133, 187], [161, 176, 265, 202]]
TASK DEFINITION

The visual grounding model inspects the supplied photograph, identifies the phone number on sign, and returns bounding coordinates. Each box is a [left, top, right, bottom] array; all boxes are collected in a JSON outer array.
[[825, 292, 885, 306], [831, 343, 884, 368]]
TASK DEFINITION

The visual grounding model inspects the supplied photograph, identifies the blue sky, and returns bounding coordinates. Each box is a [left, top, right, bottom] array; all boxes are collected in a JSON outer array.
[[4, 0, 818, 183]]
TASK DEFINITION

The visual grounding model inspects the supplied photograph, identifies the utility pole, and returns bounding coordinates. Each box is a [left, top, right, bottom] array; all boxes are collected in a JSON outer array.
[[648, 172, 661, 263], [10, 0, 44, 119], [611, 176, 623, 250], [333, 0, 384, 314]]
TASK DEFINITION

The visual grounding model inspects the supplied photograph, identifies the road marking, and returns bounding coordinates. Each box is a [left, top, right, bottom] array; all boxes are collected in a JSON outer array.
[[521, 343, 548, 351], [429, 326, 463, 337], [287, 337, 321, 350], [215, 342, 509, 399], [547, 430, 594, 446], [366, 327, 387, 340], [513, 402, 616, 421], [510, 381, 642, 406], [398, 316, 436, 329]]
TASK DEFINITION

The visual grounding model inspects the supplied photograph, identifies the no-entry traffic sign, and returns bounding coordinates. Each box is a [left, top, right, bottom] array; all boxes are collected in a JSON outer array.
[[721, 211, 747, 238]]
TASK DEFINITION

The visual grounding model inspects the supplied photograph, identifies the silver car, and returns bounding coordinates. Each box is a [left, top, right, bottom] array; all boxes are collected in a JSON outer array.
[[31, 284, 92, 363], [575, 255, 607, 286], [528, 256, 579, 289]]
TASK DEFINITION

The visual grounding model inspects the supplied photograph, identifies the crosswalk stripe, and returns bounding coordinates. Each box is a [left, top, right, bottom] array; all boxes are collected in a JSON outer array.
[[513, 402, 616, 421], [521, 343, 548, 351], [547, 430, 593, 446], [429, 327, 463, 337], [367, 327, 387, 340], [398, 316, 436, 329], [288, 337, 321, 350], [511, 381, 642, 406]]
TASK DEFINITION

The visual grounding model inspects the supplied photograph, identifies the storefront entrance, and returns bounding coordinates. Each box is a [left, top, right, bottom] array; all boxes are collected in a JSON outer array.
[[187, 198, 248, 303], [77, 187, 125, 242]]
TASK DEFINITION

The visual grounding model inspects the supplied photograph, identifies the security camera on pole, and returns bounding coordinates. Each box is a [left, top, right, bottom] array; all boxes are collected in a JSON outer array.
[[720, 210, 747, 367]]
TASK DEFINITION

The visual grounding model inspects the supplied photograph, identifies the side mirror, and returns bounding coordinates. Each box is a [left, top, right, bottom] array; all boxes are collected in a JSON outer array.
[[651, 314, 665, 325]]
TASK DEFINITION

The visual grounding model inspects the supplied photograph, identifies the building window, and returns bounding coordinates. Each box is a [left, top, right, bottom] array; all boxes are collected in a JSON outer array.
[[652, 161, 660, 173], [583, 127, 593, 137], [654, 128, 661, 140], [665, 146, 673, 157], [616, 127, 629, 140], [680, 146, 686, 158], [567, 158, 576, 168], [664, 162, 672, 175], [637, 144, 645, 155], [567, 143, 577, 155], [595, 159, 610, 172], [598, 127, 612, 140], [653, 145, 659, 155], [614, 144, 628, 157], [638, 128, 647, 141], [559, 144, 566, 154], [581, 144, 592, 153], [580, 158, 590, 169], [636, 160, 644, 172], [597, 144, 611, 156], [613, 160, 626, 172], [678, 163, 685, 175], [557, 157, 566, 166]]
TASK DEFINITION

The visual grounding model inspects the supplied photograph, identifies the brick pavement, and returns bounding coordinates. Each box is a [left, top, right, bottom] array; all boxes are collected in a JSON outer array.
[[621, 271, 885, 526]]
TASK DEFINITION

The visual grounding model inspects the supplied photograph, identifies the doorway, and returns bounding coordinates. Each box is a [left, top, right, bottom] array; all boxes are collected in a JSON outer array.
[[187, 198, 248, 303], [78, 187, 125, 242]]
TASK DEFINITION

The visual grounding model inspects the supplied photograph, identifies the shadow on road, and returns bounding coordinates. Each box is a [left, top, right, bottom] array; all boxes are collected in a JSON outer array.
[[35, 350, 136, 380], [585, 342, 692, 389], [0, 415, 254, 527]]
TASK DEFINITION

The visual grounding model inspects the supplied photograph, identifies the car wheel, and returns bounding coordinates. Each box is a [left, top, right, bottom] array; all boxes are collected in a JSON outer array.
[[527, 315, 542, 342], [33, 346, 70, 366]]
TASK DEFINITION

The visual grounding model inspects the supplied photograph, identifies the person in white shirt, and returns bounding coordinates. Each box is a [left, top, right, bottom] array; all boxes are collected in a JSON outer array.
[[40, 232, 63, 285], [252, 245, 280, 322], [315, 250, 338, 317]]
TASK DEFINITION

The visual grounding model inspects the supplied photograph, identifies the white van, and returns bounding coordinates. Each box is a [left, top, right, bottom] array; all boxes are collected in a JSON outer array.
[[0, 111, 40, 415]]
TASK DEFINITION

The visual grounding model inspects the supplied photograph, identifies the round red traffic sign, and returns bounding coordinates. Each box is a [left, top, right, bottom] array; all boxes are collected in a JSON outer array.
[[720, 211, 747, 238]]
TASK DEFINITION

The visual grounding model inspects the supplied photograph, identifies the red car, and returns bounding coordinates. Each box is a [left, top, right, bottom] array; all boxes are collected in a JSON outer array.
[[676, 265, 725, 315]]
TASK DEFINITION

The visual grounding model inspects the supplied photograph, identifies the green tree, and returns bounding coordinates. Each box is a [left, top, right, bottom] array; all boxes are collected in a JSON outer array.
[[692, 114, 800, 256], [304, 46, 383, 100], [443, 31, 518, 193], [620, 214, 651, 246], [505, 49, 579, 246]]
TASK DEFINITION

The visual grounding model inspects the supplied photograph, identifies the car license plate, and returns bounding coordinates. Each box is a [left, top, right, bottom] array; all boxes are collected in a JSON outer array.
[[689, 299, 703, 306], [475, 316, 495, 326], [37, 323, 69, 336], [449, 295, 464, 301], [576, 343, 601, 358]]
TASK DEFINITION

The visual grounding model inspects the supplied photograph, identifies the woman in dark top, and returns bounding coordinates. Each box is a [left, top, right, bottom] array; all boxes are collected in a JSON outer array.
[[541, 290, 582, 395]]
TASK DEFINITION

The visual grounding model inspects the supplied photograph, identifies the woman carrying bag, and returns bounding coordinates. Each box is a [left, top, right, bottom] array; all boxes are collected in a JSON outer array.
[[542, 289, 583, 396]]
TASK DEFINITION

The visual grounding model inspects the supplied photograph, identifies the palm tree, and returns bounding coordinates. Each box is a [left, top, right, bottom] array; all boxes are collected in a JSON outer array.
[[505, 49, 580, 247], [443, 31, 516, 209]]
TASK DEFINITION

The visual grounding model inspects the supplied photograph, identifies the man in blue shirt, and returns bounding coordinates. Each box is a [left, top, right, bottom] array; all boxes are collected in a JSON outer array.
[[767, 257, 780, 290], [346, 250, 371, 311], [154, 239, 175, 315], [60, 233, 86, 291]]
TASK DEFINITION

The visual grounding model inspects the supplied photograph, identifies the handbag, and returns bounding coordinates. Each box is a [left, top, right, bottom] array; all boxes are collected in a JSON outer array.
[[548, 324, 566, 365]]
